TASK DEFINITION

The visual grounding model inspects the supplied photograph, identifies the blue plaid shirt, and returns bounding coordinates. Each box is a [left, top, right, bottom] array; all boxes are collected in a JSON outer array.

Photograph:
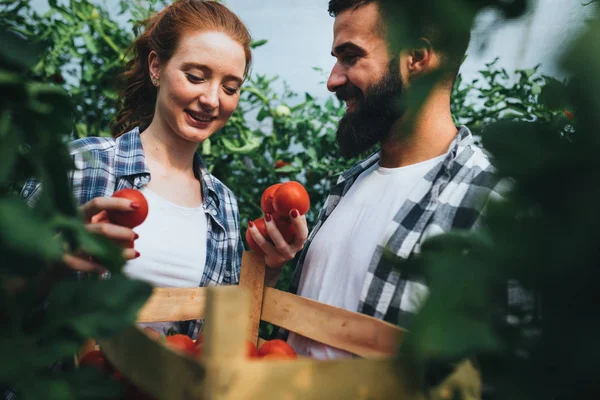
[[21, 127, 243, 333]]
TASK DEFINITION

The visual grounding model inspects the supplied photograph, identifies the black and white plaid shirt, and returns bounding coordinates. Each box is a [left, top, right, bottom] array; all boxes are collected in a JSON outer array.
[[288, 126, 510, 328]]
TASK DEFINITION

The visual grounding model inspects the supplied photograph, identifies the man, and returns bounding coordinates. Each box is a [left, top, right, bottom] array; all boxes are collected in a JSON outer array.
[[284, 0, 506, 359]]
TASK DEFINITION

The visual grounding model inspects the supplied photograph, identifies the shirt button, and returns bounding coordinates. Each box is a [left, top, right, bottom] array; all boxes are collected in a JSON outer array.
[[211, 209, 217, 216], [23, 190, 29, 196]]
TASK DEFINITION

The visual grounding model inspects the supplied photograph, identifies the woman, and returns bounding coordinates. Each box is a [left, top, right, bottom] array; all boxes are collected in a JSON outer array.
[[21, 0, 308, 337]]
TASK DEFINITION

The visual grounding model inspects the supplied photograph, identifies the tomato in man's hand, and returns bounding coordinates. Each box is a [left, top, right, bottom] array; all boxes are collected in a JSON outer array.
[[107, 189, 149, 228]]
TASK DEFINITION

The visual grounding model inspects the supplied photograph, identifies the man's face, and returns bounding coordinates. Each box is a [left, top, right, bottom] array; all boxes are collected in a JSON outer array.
[[328, 3, 405, 159]]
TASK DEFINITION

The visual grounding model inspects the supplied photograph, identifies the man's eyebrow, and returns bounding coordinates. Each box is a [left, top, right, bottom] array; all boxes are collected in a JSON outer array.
[[181, 62, 243, 84], [331, 42, 366, 57]]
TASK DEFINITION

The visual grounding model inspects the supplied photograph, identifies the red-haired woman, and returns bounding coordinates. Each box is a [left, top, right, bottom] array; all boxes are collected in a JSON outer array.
[[22, 0, 308, 337]]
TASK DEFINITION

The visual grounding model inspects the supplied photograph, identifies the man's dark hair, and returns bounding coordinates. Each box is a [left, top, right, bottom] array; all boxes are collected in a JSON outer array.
[[328, 0, 471, 80]]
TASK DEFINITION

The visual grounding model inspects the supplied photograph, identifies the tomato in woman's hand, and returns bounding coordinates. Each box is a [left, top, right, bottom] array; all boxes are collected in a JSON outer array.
[[257, 339, 297, 359], [273, 181, 310, 216], [165, 334, 197, 356], [260, 183, 282, 214], [107, 189, 149, 228]]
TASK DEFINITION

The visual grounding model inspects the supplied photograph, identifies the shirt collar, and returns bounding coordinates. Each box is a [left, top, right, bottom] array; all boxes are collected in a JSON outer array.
[[340, 125, 474, 183], [114, 127, 150, 179], [114, 127, 220, 208]]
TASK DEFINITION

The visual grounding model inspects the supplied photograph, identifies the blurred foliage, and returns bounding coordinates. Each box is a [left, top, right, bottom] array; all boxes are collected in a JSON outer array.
[[0, 25, 151, 400], [380, 0, 600, 399], [1, 0, 593, 398]]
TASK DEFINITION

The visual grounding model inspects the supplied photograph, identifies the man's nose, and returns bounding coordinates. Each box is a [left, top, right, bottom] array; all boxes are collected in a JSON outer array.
[[327, 63, 348, 93]]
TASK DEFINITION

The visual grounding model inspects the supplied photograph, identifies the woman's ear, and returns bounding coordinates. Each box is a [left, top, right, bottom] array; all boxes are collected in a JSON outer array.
[[406, 38, 435, 78], [148, 50, 161, 84]]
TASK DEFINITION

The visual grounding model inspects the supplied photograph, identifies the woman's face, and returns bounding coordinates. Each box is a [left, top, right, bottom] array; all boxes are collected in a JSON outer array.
[[149, 30, 246, 143]]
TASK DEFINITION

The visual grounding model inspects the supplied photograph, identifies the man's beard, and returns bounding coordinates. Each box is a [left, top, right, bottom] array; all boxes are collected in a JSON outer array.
[[335, 62, 404, 159]]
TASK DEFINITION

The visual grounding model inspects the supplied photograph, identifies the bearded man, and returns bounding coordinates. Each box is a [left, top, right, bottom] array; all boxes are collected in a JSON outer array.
[[281, 0, 507, 359]]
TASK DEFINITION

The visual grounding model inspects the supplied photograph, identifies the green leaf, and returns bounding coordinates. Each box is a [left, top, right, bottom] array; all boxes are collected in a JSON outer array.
[[256, 107, 269, 122], [0, 111, 18, 184], [81, 33, 99, 55], [0, 29, 45, 70], [250, 39, 267, 49], [0, 199, 63, 263], [44, 275, 152, 340], [201, 137, 211, 155]]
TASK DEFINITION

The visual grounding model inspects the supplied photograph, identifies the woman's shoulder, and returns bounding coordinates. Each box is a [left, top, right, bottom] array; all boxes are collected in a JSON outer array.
[[69, 136, 117, 157]]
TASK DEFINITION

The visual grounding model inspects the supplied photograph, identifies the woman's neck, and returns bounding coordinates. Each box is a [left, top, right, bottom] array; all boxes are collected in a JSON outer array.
[[141, 118, 198, 176]]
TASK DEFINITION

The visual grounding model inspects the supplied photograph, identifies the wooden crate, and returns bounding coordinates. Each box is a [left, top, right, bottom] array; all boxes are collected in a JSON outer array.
[[99, 252, 481, 400]]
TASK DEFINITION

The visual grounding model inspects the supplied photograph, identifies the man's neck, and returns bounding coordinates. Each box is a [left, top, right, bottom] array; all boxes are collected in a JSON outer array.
[[141, 117, 198, 176], [379, 88, 457, 168]]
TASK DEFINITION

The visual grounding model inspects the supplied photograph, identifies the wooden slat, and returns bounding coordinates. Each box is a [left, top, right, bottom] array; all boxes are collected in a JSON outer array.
[[260, 287, 405, 358], [136, 287, 208, 323], [203, 286, 250, 400], [222, 357, 412, 400], [99, 326, 205, 400], [238, 251, 266, 346]]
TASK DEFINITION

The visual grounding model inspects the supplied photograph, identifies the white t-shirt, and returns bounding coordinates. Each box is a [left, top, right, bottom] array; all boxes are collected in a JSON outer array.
[[124, 187, 208, 287], [287, 154, 445, 359], [124, 187, 208, 334]]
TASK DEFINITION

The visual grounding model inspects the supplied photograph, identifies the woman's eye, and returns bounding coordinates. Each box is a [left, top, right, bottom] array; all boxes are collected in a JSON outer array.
[[186, 73, 205, 83], [224, 86, 239, 95]]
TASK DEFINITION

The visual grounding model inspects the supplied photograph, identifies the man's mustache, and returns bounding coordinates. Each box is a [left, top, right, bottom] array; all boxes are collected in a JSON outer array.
[[335, 85, 363, 103]]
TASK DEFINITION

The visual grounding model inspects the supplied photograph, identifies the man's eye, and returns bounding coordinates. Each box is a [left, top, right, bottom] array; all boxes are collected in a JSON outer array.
[[343, 55, 359, 65], [186, 73, 205, 83]]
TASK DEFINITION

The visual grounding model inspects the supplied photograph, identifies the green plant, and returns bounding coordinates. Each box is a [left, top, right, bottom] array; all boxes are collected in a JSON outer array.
[[0, 28, 151, 400]]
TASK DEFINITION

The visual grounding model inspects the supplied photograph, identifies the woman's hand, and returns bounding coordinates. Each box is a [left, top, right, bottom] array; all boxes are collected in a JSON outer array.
[[62, 196, 140, 274], [246, 208, 309, 271]]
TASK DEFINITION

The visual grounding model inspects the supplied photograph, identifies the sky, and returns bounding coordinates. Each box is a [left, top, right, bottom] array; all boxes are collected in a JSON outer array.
[[220, 0, 596, 101], [29, 0, 596, 101]]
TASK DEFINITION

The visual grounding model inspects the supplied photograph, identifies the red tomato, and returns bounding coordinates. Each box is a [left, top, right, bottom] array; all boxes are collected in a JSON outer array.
[[246, 340, 260, 358], [260, 184, 282, 214], [79, 349, 108, 370], [246, 217, 268, 256], [107, 189, 149, 228], [274, 160, 290, 169], [564, 109, 574, 120], [273, 181, 310, 216], [165, 334, 197, 356], [258, 339, 297, 359]]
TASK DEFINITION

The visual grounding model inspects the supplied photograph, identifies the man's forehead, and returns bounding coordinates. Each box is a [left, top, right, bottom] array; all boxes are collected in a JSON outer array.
[[332, 3, 383, 52]]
